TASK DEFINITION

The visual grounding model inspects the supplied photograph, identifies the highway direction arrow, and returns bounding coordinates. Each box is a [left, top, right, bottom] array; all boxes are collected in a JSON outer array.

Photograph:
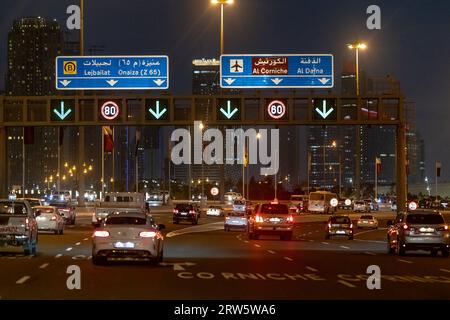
[[315, 100, 334, 119], [220, 100, 239, 119], [50, 100, 75, 121], [148, 100, 167, 119], [56, 56, 169, 90], [221, 54, 334, 89], [53, 101, 72, 120]]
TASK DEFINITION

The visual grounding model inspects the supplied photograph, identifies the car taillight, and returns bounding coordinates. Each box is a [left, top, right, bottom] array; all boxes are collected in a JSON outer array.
[[328, 223, 331, 228], [286, 215, 294, 223], [350, 223, 353, 229], [25, 218, 29, 224], [403, 224, 409, 230], [139, 231, 157, 238], [50, 215, 57, 221], [173, 209, 178, 214], [437, 225, 449, 231], [93, 230, 110, 237], [255, 215, 264, 223], [189, 210, 195, 214], [225, 216, 230, 220]]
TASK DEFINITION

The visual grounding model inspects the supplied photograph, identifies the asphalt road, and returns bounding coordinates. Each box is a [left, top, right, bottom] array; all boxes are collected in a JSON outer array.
[[1, 210, 450, 300]]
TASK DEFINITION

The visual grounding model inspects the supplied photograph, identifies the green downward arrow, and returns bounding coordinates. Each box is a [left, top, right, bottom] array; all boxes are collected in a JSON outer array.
[[53, 101, 72, 120]]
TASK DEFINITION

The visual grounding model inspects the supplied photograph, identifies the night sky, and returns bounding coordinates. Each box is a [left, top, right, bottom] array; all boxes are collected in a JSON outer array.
[[0, 0, 449, 180]]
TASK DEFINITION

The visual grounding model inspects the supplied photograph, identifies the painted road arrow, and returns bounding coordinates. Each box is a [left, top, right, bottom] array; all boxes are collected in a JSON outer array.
[[148, 100, 167, 119], [59, 80, 71, 87], [106, 79, 118, 86], [53, 101, 72, 120], [159, 262, 196, 271], [315, 100, 334, 119], [220, 100, 238, 119], [223, 78, 236, 85]]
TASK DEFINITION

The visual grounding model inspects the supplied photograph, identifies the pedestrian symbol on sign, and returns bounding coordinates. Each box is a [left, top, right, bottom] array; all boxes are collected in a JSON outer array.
[[230, 59, 243, 73]]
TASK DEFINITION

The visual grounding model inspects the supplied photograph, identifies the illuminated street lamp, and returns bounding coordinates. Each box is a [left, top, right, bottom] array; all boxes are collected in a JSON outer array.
[[347, 42, 367, 95], [210, 0, 234, 55]]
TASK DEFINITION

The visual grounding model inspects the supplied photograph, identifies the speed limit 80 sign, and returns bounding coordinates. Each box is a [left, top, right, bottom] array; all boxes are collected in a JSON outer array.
[[266, 99, 288, 120], [99, 100, 121, 121]]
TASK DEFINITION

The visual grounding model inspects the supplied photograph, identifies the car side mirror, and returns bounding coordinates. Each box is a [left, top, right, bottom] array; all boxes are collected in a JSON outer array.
[[158, 224, 166, 231], [34, 209, 41, 217], [386, 220, 393, 226]]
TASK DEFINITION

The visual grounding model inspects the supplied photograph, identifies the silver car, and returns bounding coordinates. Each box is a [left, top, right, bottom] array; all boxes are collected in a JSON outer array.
[[92, 212, 165, 265], [225, 211, 248, 231], [387, 211, 450, 256], [34, 206, 64, 234], [356, 215, 378, 229]]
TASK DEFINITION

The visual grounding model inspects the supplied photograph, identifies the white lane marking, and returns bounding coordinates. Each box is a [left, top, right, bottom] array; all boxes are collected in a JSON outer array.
[[16, 276, 31, 284], [166, 222, 224, 238], [244, 240, 249, 243], [284, 257, 293, 261], [353, 239, 385, 244], [338, 280, 356, 288], [83, 238, 89, 241], [365, 252, 377, 256], [398, 259, 413, 264], [340, 246, 350, 250], [440, 269, 450, 273], [306, 266, 318, 272], [66, 247, 73, 252], [267, 250, 276, 254], [254, 244, 261, 248], [55, 254, 62, 258], [321, 242, 329, 245], [39, 263, 50, 269], [75, 242, 81, 246], [354, 227, 387, 236]]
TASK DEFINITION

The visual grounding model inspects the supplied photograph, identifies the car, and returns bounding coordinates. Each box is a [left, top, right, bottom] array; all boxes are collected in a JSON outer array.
[[232, 200, 246, 212], [337, 199, 353, 210], [224, 211, 248, 231], [353, 200, 370, 213], [356, 214, 378, 229], [19, 198, 44, 208], [49, 201, 76, 225], [289, 195, 309, 213], [206, 205, 223, 217], [173, 203, 200, 225], [0, 199, 38, 255], [325, 215, 354, 240], [365, 199, 379, 211], [92, 211, 165, 265], [34, 206, 64, 234], [387, 211, 450, 257], [247, 202, 294, 240]]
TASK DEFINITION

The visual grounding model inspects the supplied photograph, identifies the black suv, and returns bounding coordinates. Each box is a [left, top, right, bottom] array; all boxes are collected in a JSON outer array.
[[173, 203, 200, 225]]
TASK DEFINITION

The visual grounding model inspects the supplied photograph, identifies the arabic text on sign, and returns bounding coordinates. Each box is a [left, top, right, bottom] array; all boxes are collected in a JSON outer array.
[[252, 57, 288, 75]]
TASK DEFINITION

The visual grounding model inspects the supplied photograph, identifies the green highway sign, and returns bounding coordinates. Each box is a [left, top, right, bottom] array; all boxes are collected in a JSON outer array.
[[313, 98, 337, 120], [50, 100, 75, 121], [146, 99, 169, 121], [217, 99, 241, 121]]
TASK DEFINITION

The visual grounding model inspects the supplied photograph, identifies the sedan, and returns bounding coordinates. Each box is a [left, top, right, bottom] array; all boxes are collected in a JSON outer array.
[[92, 212, 165, 265], [206, 205, 223, 217], [356, 215, 378, 229], [225, 211, 248, 231], [34, 206, 64, 234], [326, 215, 354, 240]]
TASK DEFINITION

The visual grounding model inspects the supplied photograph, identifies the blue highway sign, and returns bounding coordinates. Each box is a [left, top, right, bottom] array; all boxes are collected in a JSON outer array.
[[220, 54, 333, 89], [56, 56, 169, 90]]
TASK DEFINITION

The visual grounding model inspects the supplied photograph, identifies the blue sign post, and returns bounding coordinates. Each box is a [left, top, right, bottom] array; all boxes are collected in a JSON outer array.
[[56, 56, 169, 90], [220, 54, 333, 89]]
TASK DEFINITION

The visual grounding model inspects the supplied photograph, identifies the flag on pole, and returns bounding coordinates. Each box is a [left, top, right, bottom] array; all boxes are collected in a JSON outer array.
[[103, 126, 114, 152], [135, 129, 141, 157], [436, 161, 442, 177], [375, 157, 382, 175]]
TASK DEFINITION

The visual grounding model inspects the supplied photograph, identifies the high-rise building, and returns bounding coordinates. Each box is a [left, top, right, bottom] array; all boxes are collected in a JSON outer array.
[[6, 17, 64, 193]]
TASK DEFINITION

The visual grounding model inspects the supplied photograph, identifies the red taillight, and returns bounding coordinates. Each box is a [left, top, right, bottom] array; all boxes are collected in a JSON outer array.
[[93, 230, 109, 238], [255, 215, 264, 223], [328, 223, 331, 228], [189, 210, 195, 214], [173, 209, 178, 214], [350, 223, 353, 229], [438, 225, 449, 231], [50, 215, 57, 221], [139, 231, 157, 238], [403, 224, 409, 230], [25, 218, 29, 224], [286, 215, 294, 223]]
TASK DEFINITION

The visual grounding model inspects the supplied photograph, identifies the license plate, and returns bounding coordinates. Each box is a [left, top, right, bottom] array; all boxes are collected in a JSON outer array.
[[419, 227, 435, 233], [114, 242, 135, 248], [270, 218, 281, 223], [0, 226, 18, 233], [336, 230, 345, 234], [180, 212, 187, 215]]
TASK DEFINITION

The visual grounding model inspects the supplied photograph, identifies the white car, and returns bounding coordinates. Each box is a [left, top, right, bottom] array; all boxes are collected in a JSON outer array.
[[92, 212, 165, 265], [233, 200, 246, 212], [206, 206, 223, 217], [353, 201, 370, 212], [34, 206, 64, 235], [356, 215, 378, 229]]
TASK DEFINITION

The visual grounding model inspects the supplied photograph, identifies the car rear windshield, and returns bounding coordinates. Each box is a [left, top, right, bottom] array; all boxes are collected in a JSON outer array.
[[260, 204, 288, 215], [330, 216, 351, 224], [175, 204, 193, 211], [228, 211, 245, 217], [360, 215, 373, 219], [406, 214, 444, 224], [0, 202, 27, 215], [105, 217, 146, 225]]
